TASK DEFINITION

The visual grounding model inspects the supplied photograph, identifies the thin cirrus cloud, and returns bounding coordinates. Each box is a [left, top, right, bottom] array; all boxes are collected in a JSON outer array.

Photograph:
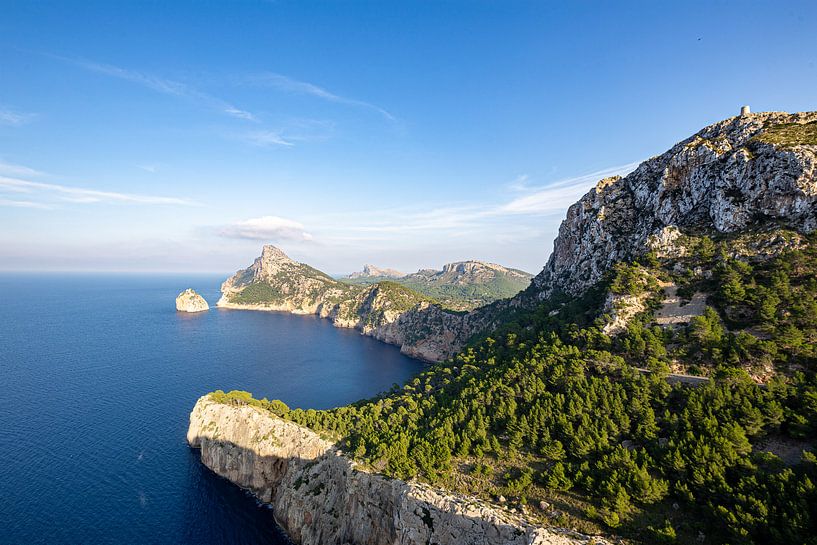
[[0, 107, 36, 126], [242, 130, 294, 147], [246, 72, 396, 122], [327, 162, 641, 235], [239, 119, 337, 148], [498, 162, 641, 215], [224, 162, 641, 247], [53, 55, 258, 122], [0, 161, 200, 208], [218, 215, 313, 242], [0, 197, 53, 209]]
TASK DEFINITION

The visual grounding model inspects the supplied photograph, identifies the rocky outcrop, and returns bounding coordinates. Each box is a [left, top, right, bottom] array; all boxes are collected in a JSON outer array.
[[531, 111, 817, 301], [187, 396, 601, 545], [175, 288, 209, 313]]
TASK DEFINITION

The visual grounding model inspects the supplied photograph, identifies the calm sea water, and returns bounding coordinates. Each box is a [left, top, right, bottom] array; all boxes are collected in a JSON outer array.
[[0, 273, 423, 544]]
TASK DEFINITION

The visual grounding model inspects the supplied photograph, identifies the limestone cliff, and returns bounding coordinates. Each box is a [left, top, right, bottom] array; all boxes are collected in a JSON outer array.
[[530, 111, 817, 301], [187, 396, 600, 545], [176, 288, 209, 313]]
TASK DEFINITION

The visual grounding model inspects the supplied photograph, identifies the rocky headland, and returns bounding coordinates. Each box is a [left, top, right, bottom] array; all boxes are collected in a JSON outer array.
[[216, 246, 517, 361], [192, 110, 817, 545], [176, 288, 209, 313], [187, 395, 602, 545]]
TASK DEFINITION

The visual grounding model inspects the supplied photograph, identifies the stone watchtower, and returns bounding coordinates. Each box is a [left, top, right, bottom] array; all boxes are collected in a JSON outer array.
[[740, 105, 751, 116]]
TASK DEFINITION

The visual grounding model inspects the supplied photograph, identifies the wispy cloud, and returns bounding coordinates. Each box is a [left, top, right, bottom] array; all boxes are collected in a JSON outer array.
[[499, 162, 640, 215], [241, 130, 294, 147], [0, 197, 54, 209], [0, 176, 200, 206], [55, 55, 257, 122], [507, 174, 532, 192], [248, 72, 395, 122], [0, 160, 200, 208], [0, 107, 36, 126], [228, 162, 641, 249], [237, 119, 336, 148], [0, 160, 45, 177], [218, 215, 313, 242]]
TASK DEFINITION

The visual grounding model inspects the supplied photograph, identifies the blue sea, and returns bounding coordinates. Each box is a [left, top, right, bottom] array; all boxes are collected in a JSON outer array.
[[0, 274, 423, 544]]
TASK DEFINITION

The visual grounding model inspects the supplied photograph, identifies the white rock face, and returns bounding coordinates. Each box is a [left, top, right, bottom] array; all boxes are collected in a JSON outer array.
[[175, 289, 209, 313], [187, 396, 603, 545], [530, 111, 817, 301]]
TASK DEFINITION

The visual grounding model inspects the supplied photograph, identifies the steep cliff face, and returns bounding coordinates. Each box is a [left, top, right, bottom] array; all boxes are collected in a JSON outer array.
[[187, 396, 599, 545], [531, 111, 817, 300]]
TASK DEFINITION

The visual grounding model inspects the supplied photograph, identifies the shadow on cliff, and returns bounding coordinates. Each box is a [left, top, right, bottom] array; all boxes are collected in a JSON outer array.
[[188, 436, 556, 545], [183, 446, 294, 544]]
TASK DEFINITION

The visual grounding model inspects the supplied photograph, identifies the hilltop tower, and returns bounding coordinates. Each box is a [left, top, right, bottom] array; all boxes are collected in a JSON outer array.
[[740, 105, 751, 116]]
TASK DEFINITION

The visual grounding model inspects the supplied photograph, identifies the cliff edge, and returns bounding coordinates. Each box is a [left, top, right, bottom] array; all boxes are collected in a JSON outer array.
[[187, 395, 600, 545]]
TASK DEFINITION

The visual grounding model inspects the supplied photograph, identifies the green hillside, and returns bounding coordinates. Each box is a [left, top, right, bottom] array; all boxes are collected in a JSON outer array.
[[216, 233, 817, 545], [341, 262, 533, 311]]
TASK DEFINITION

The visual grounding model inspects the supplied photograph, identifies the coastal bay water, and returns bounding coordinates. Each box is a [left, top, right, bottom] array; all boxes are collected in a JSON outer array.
[[0, 273, 424, 544]]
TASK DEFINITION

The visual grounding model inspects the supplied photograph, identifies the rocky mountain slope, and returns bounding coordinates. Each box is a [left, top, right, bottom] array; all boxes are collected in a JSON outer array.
[[395, 261, 532, 311], [343, 261, 533, 311], [218, 247, 511, 360], [530, 110, 817, 301], [188, 394, 598, 545]]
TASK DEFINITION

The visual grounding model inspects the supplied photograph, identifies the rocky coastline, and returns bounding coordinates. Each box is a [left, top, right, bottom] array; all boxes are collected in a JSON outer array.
[[187, 395, 602, 545]]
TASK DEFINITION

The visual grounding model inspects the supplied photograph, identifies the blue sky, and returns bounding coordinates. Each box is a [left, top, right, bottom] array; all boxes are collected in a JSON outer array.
[[1, 1, 816, 274]]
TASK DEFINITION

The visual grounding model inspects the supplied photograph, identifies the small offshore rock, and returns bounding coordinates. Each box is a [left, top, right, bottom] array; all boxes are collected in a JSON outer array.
[[176, 288, 209, 313]]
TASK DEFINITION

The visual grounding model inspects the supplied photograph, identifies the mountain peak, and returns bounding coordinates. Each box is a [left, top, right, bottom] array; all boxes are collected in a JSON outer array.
[[250, 245, 296, 279], [260, 245, 293, 262]]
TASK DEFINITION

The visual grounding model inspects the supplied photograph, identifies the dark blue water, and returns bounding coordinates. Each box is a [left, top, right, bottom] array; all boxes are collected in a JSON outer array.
[[0, 274, 423, 544]]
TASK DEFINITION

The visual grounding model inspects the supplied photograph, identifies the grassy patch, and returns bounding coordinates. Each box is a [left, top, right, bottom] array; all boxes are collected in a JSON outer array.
[[229, 282, 284, 304], [753, 121, 817, 148]]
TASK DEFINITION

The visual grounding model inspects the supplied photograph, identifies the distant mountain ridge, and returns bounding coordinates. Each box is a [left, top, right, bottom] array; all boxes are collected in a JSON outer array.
[[346, 264, 405, 279], [342, 260, 533, 310]]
